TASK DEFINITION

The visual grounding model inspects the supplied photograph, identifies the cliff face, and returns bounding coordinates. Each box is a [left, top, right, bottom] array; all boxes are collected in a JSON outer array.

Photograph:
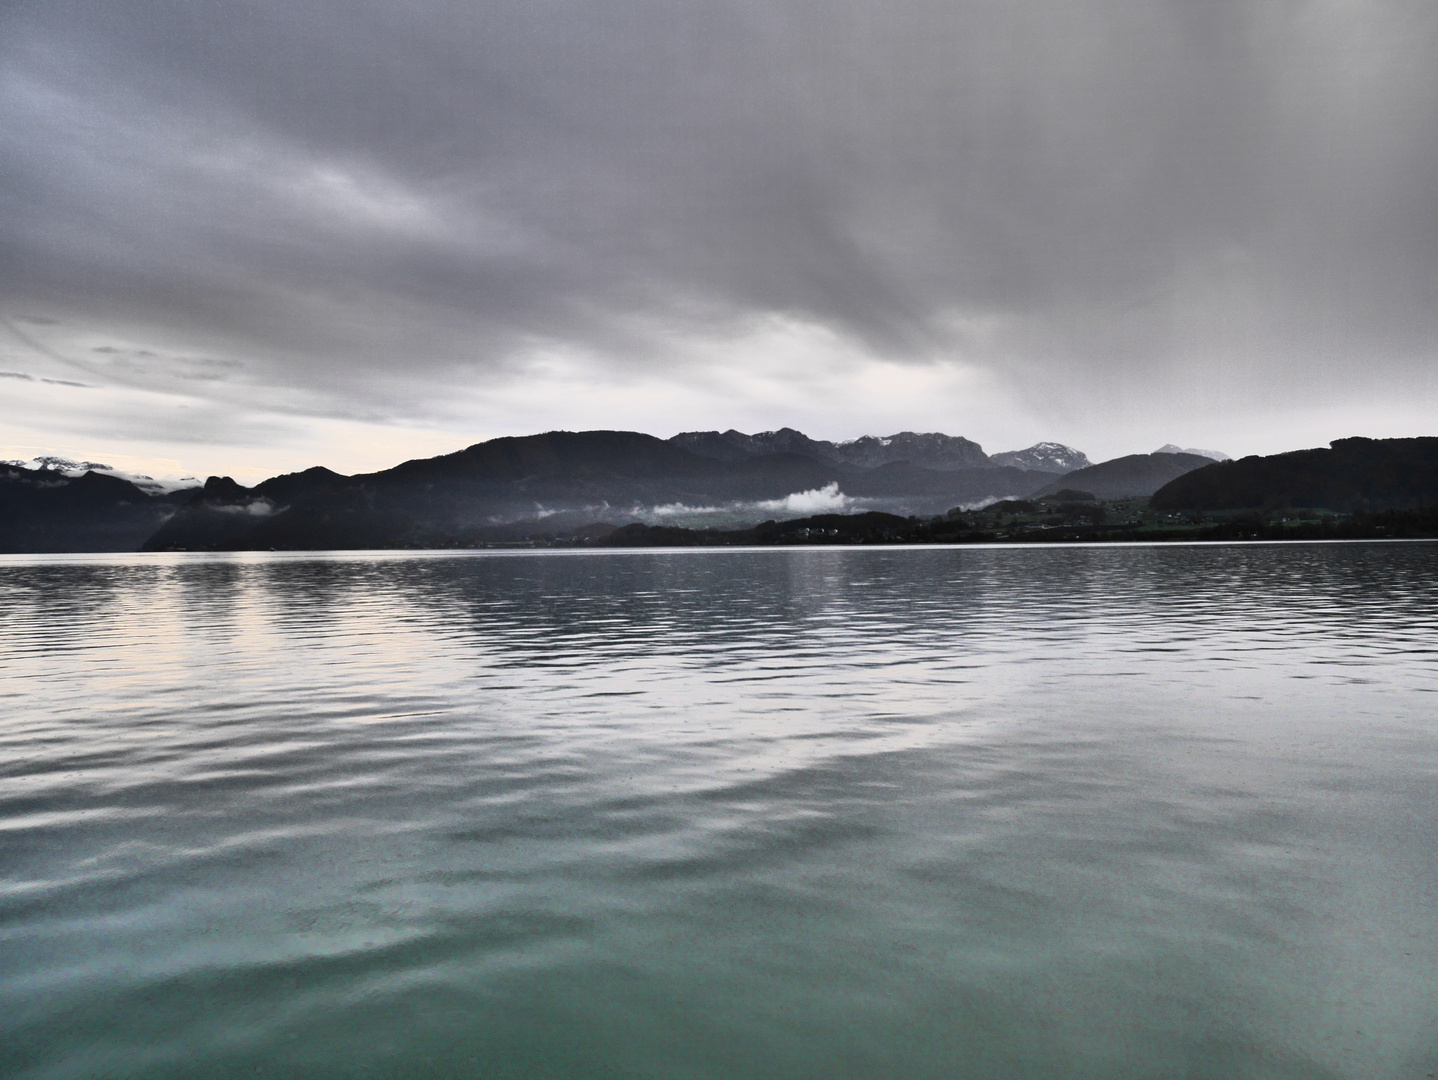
[[1150, 437, 1438, 512]]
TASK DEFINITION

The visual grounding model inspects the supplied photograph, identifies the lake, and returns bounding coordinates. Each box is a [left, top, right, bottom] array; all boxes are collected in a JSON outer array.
[[2, 543, 1436, 1078]]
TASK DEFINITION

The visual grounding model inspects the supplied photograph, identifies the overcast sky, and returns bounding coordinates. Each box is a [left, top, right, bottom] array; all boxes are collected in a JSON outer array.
[[3, 0, 1436, 480]]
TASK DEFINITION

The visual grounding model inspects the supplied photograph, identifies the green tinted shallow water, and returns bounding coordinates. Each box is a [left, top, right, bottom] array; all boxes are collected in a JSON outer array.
[[1, 544, 1436, 1079]]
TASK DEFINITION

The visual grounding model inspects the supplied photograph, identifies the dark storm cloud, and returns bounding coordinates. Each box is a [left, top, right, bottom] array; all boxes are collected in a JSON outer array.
[[2, 0, 1436, 425]]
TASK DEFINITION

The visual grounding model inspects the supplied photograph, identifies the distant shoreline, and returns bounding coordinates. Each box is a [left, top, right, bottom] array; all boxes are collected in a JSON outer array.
[[6, 536, 1438, 563], [572, 503, 1438, 549]]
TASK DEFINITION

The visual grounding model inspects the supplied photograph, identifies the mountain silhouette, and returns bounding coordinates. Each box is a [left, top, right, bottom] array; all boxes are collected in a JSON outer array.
[[1032, 452, 1215, 499], [1150, 437, 1438, 512], [0, 465, 190, 553], [669, 428, 1087, 474], [142, 467, 346, 551], [16, 429, 1431, 553], [145, 430, 1053, 550]]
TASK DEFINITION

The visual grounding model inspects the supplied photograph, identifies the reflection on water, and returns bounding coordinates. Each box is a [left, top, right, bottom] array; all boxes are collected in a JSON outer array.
[[2, 544, 1436, 1079]]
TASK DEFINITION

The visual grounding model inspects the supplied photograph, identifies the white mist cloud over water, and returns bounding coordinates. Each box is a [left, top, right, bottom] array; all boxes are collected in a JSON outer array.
[[754, 483, 853, 516], [648, 502, 727, 518], [626, 484, 859, 527], [212, 500, 277, 517]]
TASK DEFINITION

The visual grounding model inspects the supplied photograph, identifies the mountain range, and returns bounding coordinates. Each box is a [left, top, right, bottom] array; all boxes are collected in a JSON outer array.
[[37, 428, 1434, 554], [666, 428, 1088, 472], [142, 430, 1090, 551], [1, 455, 202, 495]]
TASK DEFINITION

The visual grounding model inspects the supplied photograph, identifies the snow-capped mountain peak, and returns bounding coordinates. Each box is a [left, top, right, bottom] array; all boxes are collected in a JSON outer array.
[[2, 456, 202, 495], [988, 442, 1091, 474], [1155, 444, 1230, 462]]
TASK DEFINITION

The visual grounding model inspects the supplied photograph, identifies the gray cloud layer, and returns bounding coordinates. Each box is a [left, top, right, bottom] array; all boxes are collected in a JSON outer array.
[[3, 0, 1436, 462]]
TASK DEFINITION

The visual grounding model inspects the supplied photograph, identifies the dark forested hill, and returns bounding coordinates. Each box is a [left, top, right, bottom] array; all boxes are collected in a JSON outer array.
[[1033, 452, 1215, 500], [142, 466, 347, 551], [1150, 437, 1438, 512]]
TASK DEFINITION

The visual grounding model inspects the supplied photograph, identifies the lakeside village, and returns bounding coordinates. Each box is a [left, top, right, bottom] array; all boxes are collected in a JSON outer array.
[[505, 491, 1438, 548]]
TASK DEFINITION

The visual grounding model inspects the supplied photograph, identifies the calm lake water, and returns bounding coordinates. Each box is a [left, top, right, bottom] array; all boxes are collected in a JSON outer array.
[[2, 543, 1436, 1079]]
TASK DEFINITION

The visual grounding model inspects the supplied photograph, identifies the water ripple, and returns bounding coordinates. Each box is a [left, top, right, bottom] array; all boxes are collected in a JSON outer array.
[[1, 544, 1436, 1078]]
